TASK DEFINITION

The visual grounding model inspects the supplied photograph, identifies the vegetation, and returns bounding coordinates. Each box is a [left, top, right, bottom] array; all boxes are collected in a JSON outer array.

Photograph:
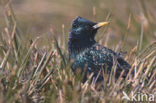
[[0, 0, 155, 103]]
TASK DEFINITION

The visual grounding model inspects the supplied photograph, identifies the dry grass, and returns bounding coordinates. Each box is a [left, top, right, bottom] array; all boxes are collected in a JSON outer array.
[[0, 1, 155, 103]]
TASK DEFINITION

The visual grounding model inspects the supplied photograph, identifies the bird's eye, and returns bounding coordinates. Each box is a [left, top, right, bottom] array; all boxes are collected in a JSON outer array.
[[72, 23, 78, 28], [85, 25, 89, 28], [85, 25, 90, 30]]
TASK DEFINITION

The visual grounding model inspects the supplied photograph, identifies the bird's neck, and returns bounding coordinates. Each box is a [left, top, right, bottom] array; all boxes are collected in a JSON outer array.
[[68, 39, 96, 59]]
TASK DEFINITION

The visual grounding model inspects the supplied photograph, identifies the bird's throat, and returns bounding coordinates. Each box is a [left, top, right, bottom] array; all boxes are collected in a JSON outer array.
[[68, 39, 96, 59]]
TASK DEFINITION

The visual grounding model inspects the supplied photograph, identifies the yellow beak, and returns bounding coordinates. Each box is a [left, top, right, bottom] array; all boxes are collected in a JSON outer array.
[[93, 22, 109, 29]]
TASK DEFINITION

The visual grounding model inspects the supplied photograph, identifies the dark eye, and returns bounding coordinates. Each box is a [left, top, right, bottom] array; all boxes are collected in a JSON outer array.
[[72, 23, 78, 28], [85, 25, 90, 30]]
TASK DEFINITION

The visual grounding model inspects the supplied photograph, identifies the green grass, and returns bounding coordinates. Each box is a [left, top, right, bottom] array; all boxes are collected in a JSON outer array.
[[0, 1, 155, 103]]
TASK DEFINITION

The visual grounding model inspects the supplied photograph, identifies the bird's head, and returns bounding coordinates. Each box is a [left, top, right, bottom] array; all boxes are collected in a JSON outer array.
[[69, 16, 108, 42], [68, 16, 109, 54]]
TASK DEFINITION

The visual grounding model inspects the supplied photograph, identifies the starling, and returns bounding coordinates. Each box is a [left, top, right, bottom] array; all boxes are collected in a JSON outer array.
[[68, 16, 133, 82]]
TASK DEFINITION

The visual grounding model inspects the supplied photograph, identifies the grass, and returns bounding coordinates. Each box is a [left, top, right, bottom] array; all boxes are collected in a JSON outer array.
[[0, 1, 155, 103]]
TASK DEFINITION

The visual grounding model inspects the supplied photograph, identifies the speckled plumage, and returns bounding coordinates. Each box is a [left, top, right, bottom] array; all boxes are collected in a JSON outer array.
[[68, 16, 132, 82]]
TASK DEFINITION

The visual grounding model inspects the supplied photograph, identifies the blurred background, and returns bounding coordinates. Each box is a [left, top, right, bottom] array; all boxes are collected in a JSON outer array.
[[0, 0, 156, 51]]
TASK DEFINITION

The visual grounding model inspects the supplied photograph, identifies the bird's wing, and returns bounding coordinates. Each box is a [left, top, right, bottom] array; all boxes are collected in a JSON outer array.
[[92, 44, 133, 78], [72, 44, 114, 72], [72, 43, 132, 78]]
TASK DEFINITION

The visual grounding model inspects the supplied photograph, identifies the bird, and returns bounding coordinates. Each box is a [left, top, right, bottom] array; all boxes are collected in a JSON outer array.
[[68, 16, 133, 83]]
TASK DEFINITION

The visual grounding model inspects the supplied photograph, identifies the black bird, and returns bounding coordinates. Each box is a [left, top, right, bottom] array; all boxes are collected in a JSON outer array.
[[68, 16, 133, 82]]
